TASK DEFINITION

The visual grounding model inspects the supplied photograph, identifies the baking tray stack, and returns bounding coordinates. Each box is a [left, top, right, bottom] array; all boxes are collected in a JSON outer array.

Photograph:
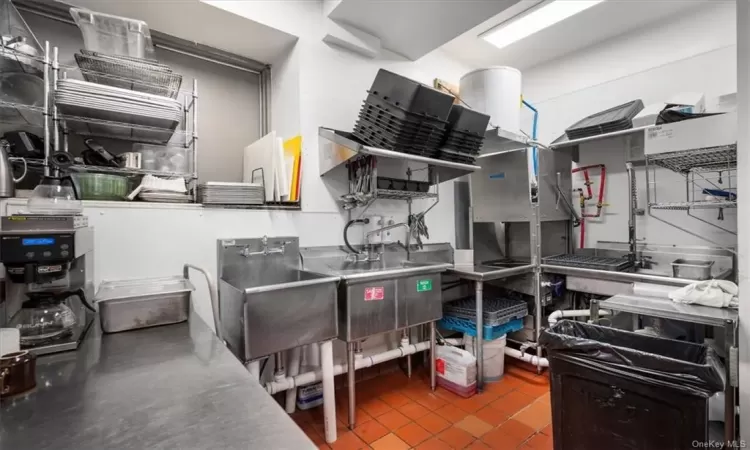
[[198, 182, 264, 205], [75, 50, 183, 99], [438, 105, 490, 165], [352, 69, 453, 158], [55, 78, 182, 143], [564, 100, 644, 140]]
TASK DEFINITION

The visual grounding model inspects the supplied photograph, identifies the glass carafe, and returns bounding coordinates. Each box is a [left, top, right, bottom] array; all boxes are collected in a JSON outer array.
[[27, 175, 82, 215], [8, 294, 77, 345]]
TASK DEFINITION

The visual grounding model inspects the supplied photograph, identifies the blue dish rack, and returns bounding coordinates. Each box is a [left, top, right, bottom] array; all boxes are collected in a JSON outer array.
[[439, 316, 525, 341]]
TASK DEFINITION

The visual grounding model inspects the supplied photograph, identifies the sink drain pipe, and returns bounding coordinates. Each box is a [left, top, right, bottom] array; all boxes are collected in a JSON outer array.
[[265, 341, 431, 395], [442, 337, 551, 369], [548, 308, 611, 326]]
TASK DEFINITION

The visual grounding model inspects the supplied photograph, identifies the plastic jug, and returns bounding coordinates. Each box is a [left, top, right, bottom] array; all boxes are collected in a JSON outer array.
[[436, 345, 477, 397]]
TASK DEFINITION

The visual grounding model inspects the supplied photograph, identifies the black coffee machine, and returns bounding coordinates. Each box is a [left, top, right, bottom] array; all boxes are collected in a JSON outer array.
[[0, 215, 95, 355]]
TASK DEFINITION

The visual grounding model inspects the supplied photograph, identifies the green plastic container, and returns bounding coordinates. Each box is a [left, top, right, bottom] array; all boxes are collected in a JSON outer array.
[[72, 173, 129, 200]]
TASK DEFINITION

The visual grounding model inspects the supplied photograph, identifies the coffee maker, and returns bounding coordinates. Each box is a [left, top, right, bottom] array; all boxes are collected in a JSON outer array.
[[0, 215, 95, 355]]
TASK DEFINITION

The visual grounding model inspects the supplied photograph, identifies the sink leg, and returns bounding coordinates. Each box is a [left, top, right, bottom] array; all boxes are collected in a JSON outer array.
[[320, 340, 337, 444], [430, 321, 436, 391], [403, 329, 412, 378], [476, 281, 484, 391], [347, 341, 356, 429]]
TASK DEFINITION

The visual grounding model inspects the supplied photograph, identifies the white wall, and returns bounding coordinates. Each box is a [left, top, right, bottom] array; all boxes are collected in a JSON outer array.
[[521, 1, 737, 248]]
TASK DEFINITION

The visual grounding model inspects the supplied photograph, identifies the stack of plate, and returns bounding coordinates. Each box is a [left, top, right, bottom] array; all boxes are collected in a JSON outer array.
[[138, 189, 190, 203], [198, 182, 264, 205], [55, 79, 182, 143]]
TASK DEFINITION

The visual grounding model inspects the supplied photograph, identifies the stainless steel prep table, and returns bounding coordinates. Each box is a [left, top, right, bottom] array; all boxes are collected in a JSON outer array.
[[590, 294, 738, 443], [445, 264, 536, 390], [0, 312, 315, 450]]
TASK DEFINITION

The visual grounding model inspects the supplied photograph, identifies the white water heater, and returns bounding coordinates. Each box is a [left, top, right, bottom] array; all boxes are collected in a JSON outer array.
[[459, 66, 522, 134]]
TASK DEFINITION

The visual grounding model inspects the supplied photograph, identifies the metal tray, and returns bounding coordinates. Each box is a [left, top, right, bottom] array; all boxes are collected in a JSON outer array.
[[543, 254, 635, 272], [671, 259, 714, 281], [95, 276, 194, 333]]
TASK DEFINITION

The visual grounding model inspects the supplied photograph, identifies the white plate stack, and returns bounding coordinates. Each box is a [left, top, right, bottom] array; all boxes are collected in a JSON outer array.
[[198, 182, 264, 205], [55, 79, 182, 143]]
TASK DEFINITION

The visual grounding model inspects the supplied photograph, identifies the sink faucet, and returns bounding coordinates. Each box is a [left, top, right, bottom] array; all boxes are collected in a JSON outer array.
[[240, 235, 292, 257], [364, 222, 410, 261]]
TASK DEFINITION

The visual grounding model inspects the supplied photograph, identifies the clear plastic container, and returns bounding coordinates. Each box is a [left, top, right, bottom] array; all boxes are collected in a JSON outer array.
[[134, 143, 192, 174], [70, 7, 155, 59], [27, 177, 83, 215]]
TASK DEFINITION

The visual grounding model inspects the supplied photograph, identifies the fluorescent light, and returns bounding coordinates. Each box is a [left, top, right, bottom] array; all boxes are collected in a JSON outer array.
[[483, 0, 604, 50]]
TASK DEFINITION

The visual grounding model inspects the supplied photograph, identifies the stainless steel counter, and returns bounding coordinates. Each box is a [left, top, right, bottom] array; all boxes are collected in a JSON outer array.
[[596, 294, 739, 328], [0, 313, 315, 450], [447, 264, 535, 282]]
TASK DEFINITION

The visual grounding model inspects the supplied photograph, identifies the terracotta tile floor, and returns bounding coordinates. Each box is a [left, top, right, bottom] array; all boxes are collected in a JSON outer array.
[[292, 362, 552, 449]]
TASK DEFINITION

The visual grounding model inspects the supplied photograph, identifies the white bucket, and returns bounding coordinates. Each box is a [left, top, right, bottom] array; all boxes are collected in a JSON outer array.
[[459, 66, 522, 133], [464, 334, 507, 382]]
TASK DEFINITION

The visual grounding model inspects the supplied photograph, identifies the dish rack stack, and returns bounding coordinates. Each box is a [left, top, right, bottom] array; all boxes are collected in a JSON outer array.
[[439, 297, 528, 341]]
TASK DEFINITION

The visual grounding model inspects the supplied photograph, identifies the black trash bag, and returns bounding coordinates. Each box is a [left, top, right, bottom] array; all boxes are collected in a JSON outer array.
[[540, 320, 724, 397]]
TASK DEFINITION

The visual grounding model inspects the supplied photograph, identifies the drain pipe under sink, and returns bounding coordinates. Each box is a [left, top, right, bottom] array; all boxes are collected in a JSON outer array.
[[548, 308, 611, 326], [442, 337, 550, 369], [265, 341, 431, 395]]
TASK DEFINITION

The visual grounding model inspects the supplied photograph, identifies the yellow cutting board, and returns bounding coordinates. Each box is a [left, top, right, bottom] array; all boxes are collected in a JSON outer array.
[[283, 135, 302, 202]]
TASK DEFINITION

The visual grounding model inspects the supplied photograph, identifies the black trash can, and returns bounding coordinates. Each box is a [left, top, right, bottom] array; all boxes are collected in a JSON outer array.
[[539, 320, 724, 450]]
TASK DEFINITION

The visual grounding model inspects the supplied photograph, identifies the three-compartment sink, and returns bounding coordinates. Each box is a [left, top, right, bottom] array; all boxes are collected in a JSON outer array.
[[303, 250, 452, 342]]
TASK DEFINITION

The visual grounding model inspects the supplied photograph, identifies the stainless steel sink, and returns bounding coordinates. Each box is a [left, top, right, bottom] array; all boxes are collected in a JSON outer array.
[[301, 244, 453, 342], [217, 237, 340, 363]]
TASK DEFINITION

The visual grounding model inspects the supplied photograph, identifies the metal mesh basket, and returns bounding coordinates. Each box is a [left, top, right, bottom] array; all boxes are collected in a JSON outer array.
[[75, 51, 182, 99], [443, 296, 528, 327], [542, 254, 634, 272]]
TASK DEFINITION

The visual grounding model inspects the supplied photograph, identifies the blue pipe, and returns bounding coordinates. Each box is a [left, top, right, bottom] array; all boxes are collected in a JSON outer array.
[[522, 99, 539, 177]]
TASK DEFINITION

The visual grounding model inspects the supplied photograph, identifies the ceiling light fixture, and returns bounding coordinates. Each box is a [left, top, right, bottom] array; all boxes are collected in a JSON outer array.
[[482, 0, 604, 50]]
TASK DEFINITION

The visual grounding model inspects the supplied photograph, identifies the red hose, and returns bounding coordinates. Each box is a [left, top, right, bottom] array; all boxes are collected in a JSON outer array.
[[580, 217, 585, 249]]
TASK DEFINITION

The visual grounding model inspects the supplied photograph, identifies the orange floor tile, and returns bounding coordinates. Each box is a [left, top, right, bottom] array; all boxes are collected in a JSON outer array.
[[293, 361, 553, 449]]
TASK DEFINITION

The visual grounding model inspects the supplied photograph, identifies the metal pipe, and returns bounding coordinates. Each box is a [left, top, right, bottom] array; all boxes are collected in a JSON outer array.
[[541, 264, 699, 286], [347, 342, 356, 429], [274, 352, 285, 376], [52, 46, 59, 153], [320, 340, 337, 444], [626, 162, 637, 262], [42, 41, 49, 177], [192, 79, 198, 201], [533, 268, 543, 374], [475, 280, 484, 391], [285, 347, 302, 414], [183, 264, 222, 341], [724, 319, 736, 442], [402, 329, 412, 378], [429, 321, 436, 391]]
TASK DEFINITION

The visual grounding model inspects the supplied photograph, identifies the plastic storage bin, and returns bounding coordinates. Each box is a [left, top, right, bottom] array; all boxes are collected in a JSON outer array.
[[540, 320, 724, 450], [70, 7, 155, 59], [464, 334, 507, 381], [134, 143, 192, 174]]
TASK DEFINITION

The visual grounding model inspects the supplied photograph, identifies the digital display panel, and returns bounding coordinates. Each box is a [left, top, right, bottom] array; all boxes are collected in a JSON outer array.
[[21, 237, 55, 246]]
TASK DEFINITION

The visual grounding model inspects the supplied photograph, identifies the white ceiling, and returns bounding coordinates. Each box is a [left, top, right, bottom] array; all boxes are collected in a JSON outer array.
[[327, 0, 523, 60], [440, 0, 713, 71]]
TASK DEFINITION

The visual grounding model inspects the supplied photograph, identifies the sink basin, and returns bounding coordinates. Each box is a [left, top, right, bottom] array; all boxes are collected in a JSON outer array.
[[304, 255, 451, 342], [219, 264, 339, 362]]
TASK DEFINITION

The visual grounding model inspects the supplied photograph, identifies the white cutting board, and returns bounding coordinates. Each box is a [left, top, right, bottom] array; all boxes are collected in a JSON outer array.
[[244, 131, 276, 201], [275, 137, 289, 200]]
